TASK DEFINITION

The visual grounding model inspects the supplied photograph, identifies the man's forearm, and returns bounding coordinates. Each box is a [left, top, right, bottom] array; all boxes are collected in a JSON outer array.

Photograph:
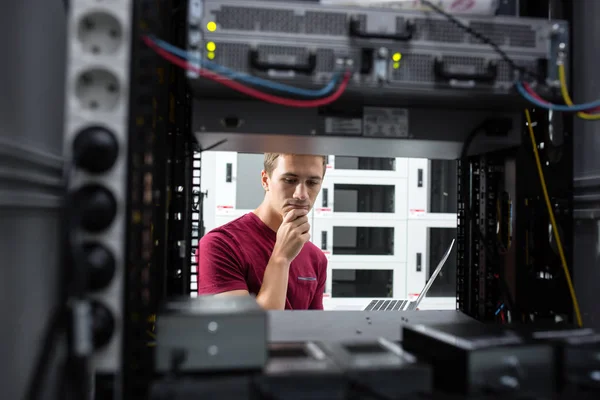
[[256, 256, 290, 310]]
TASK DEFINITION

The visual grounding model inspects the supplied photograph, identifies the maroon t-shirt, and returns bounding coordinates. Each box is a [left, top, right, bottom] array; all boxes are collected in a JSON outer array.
[[196, 213, 327, 310]]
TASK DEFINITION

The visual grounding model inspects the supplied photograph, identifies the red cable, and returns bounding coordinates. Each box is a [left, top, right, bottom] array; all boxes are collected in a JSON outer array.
[[142, 36, 350, 108], [522, 82, 550, 104], [146, 36, 600, 113], [523, 82, 600, 113]]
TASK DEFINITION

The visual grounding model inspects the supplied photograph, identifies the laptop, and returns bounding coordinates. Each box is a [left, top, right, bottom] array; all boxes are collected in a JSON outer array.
[[363, 238, 456, 311]]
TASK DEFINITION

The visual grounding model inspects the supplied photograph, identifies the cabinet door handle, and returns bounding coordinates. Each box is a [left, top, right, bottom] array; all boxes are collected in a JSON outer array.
[[416, 252, 422, 272], [225, 163, 232, 182], [322, 188, 328, 207], [321, 231, 327, 250], [417, 168, 423, 187]]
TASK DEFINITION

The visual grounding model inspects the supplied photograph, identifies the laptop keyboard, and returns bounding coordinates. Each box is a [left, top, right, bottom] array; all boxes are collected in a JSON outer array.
[[365, 299, 409, 311]]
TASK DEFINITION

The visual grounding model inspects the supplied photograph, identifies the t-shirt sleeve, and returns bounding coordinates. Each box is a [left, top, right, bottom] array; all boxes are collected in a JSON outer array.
[[196, 231, 249, 294], [309, 252, 328, 310]]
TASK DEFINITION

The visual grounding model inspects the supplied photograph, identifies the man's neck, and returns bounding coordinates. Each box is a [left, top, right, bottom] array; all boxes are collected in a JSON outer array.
[[253, 201, 283, 232]]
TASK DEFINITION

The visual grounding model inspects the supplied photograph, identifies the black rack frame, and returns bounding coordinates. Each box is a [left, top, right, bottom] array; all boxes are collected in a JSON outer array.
[[514, 111, 574, 321], [190, 149, 204, 296], [119, 1, 194, 398], [119, 0, 177, 398], [456, 113, 574, 324], [165, 1, 194, 298]]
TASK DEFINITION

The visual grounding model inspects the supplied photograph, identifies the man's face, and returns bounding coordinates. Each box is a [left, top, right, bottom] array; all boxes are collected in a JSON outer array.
[[262, 155, 324, 218]]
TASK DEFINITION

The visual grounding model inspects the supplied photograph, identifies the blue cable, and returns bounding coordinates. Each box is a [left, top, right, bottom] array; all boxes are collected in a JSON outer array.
[[152, 36, 600, 110], [495, 303, 505, 316], [149, 36, 341, 97], [515, 81, 600, 112]]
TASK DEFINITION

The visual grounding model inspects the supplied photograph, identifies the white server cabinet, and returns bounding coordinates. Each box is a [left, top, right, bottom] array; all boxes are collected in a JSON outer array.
[[407, 159, 458, 218], [324, 261, 407, 299], [201, 151, 267, 232], [405, 217, 458, 299], [312, 217, 408, 264], [314, 176, 409, 220], [326, 155, 409, 178]]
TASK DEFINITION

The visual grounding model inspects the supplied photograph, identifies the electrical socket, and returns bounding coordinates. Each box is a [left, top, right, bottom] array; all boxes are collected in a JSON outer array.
[[75, 69, 120, 112], [77, 12, 123, 55]]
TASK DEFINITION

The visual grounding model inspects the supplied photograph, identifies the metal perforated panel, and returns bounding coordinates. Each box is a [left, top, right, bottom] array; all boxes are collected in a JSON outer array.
[[305, 11, 349, 35], [213, 6, 366, 35], [392, 55, 537, 84], [211, 41, 538, 87], [469, 22, 536, 48], [214, 6, 300, 33], [497, 59, 537, 83], [413, 18, 466, 43], [211, 42, 250, 71], [190, 1, 565, 108], [390, 54, 434, 83], [206, 2, 539, 49], [315, 48, 337, 73]]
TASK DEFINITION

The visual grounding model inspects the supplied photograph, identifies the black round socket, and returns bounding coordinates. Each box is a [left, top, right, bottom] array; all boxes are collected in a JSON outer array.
[[83, 243, 116, 291], [73, 126, 119, 173], [74, 185, 117, 233], [91, 300, 115, 350]]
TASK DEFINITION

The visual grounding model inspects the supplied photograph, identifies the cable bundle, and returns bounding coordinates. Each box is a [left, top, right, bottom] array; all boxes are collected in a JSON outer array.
[[142, 36, 351, 108], [143, 32, 599, 119]]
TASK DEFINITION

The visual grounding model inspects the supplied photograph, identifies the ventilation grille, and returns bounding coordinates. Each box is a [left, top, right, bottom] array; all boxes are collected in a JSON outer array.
[[469, 22, 536, 48], [211, 6, 538, 48], [305, 11, 351, 35], [213, 6, 365, 35], [391, 54, 536, 84], [210, 42, 535, 85], [412, 18, 466, 43], [208, 42, 537, 86], [391, 54, 493, 83], [391, 53, 435, 83]]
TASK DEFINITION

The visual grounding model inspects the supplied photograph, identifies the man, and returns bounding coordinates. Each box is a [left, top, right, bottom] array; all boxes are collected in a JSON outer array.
[[196, 153, 328, 310]]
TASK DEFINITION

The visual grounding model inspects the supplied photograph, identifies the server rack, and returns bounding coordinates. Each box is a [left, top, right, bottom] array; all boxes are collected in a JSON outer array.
[[318, 157, 458, 309]]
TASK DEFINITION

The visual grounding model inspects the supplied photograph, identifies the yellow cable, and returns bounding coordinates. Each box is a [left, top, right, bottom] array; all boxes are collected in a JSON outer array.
[[524, 109, 583, 327], [558, 64, 600, 121]]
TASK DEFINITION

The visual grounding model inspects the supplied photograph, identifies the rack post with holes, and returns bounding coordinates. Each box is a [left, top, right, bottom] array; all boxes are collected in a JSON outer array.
[[120, 0, 175, 398]]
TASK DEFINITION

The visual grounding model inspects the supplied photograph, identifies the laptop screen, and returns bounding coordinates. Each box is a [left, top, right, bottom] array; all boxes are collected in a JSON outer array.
[[412, 238, 455, 309]]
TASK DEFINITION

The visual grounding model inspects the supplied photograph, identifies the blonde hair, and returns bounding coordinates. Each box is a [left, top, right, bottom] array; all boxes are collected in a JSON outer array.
[[263, 153, 327, 176]]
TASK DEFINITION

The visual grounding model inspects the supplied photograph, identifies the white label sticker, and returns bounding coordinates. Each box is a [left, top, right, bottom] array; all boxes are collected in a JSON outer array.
[[363, 107, 409, 138], [324, 117, 363, 135], [315, 207, 333, 216], [409, 208, 426, 217], [216, 205, 234, 215]]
